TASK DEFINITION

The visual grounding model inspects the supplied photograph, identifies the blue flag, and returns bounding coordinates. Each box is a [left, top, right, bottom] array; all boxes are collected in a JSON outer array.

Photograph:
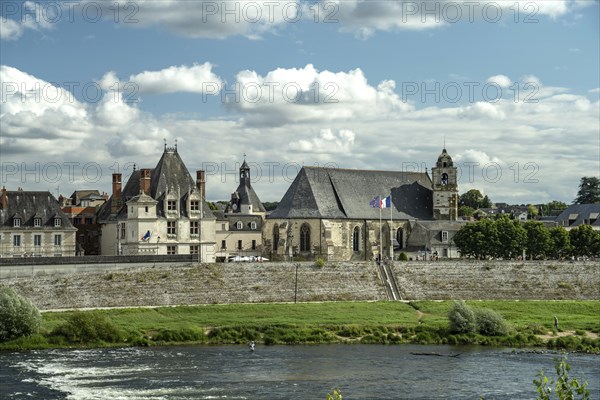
[[141, 230, 151, 241]]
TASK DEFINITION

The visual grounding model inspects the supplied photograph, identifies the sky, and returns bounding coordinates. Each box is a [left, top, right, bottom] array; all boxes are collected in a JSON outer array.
[[1, 0, 599, 205]]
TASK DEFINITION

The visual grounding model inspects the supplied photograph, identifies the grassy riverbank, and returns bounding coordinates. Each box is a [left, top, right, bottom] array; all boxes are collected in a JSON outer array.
[[2, 301, 599, 352]]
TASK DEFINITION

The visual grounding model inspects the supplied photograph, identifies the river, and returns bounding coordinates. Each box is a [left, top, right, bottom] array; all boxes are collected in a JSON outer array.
[[1, 345, 598, 399]]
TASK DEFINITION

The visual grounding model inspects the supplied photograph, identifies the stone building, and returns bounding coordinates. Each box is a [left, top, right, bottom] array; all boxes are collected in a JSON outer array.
[[97, 144, 216, 261], [60, 190, 107, 255], [263, 149, 461, 261], [0, 187, 77, 257], [215, 159, 266, 261]]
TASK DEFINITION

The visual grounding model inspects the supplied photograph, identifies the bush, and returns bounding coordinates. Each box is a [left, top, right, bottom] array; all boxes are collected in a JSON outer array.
[[474, 308, 510, 336], [52, 312, 121, 344], [448, 301, 476, 334], [398, 252, 408, 261], [314, 257, 326, 268], [0, 287, 41, 342]]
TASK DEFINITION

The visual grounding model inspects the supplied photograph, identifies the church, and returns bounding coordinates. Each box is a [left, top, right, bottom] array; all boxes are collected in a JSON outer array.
[[263, 148, 465, 261]]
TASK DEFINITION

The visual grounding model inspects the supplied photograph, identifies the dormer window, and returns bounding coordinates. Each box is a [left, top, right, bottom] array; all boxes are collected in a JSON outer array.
[[54, 218, 62, 227], [190, 200, 199, 212], [442, 231, 449, 242], [250, 221, 257, 230], [167, 200, 177, 212], [13, 218, 21, 228], [34, 218, 41, 227], [236, 221, 243, 230]]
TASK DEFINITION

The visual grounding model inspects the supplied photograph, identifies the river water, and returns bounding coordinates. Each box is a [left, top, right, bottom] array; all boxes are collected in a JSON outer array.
[[1, 345, 598, 399]]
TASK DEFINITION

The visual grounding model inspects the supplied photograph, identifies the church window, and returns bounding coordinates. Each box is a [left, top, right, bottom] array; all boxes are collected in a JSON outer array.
[[396, 228, 404, 249], [353, 226, 360, 252], [272, 226, 279, 251], [441, 173, 449, 186], [300, 224, 311, 252]]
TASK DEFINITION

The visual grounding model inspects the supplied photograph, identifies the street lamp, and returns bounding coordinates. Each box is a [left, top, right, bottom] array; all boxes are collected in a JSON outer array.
[[294, 262, 298, 303], [288, 234, 293, 262]]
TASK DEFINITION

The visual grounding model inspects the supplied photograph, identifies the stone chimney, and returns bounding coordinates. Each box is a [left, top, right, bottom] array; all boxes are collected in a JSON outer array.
[[140, 169, 151, 195], [111, 173, 122, 214], [196, 170, 206, 200], [1, 186, 7, 209]]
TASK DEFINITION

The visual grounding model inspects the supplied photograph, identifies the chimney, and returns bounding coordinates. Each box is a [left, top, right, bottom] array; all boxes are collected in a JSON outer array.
[[111, 173, 122, 214], [140, 169, 151, 195], [196, 170, 206, 200], [1, 186, 7, 209]]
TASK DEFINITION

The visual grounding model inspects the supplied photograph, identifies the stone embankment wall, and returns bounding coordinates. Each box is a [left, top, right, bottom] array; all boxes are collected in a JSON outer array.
[[2, 261, 598, 310]]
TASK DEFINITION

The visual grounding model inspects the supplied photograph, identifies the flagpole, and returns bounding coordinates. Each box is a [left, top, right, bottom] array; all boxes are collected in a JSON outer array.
[[379, 196, 382, 262], [389, 193, 393, 261]]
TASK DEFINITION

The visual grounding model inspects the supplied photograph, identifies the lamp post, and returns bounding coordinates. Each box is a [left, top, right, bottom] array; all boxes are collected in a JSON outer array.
[[288, 234, 293, 263], [199, 188, 203, 265], [294, 262, 298, 304]]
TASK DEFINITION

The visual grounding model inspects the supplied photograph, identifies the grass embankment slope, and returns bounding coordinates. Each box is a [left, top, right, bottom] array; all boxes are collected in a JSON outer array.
[[2, 300, 599, 352]]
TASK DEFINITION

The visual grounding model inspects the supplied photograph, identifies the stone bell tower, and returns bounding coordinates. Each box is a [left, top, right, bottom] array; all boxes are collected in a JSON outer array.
[[431, 148, 458, 221]]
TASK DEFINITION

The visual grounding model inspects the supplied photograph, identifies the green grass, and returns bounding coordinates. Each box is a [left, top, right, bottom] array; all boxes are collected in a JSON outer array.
[[2, 301, 599, 351]]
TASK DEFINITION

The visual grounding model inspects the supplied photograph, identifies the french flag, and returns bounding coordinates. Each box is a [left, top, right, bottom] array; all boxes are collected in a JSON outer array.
[[380, 196, 391, 209], [141, 230, 151, 241]]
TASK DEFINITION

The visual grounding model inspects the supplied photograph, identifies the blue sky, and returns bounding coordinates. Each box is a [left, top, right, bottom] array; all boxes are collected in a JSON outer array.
[[1, 0, 599, 204]]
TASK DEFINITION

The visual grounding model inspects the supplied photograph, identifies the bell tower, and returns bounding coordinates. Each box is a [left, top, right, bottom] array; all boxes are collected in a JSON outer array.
[[432, 148, 458, 220]]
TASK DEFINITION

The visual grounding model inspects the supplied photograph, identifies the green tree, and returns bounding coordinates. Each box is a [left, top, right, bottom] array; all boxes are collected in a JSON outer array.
[[569, 225, 599, 258], [448, 301, 476, 334], [481, 195, 492, 208], [459, 189, 485, 209], [548, 226, 571, 259], [524, 221, 551, 260], [540, 201, 568, 217], [454, 219, 499, 259], [458, 205, 475, 217], [534, 356, 590, 400], [495, 216, 526, 259], [573, 177, 600, 204], [528, 204, 539, 218], [474, 308, 510, 336], [0, 287, 41, 342]]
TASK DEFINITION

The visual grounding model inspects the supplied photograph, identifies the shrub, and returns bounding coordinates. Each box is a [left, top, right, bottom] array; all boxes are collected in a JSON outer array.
[[448, 301, 476, 334], [474, 308, 510, 336], [0, 287, 41, 342], [314, 257, 326, 268], [52, 312, 121, 344], [398, 252, 408, 261]]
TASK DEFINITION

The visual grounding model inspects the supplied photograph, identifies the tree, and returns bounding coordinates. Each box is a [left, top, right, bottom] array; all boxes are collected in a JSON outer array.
[[523, 221, 551, 260], [569, 225, 600, 258], [574, 177, 600, 204], [458, 205, 475, 217], [540, 201, 568, 217], [454, 219, 499, 259], [459, 189, 485, 209], [448, 301, 476, 334], [495, 216, 526, 259], [527, 204, 539, 218], [534, 356, 590, 400], [548, 226, 571, 259], [0, 287, 41, 342]]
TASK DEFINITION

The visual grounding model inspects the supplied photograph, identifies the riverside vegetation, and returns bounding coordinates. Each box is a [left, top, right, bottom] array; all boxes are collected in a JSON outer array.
[[1, 296, 598, 352]]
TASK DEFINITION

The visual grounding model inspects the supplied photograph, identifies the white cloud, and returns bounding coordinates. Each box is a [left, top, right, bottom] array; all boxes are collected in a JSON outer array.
[[289, 128, 356, 153], [229, 64, 412, 126], [0, 1, 54, 41], [487, 75, 512, 89]]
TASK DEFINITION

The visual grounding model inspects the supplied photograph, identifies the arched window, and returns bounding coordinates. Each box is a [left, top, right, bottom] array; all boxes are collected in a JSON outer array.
[[441, 173, 449, 186], [236, 221, 243, 230], [300, 224, 311, 252], [353, 226, 360, 252], [396, 228, 403, 250], [250, 221, 257, 230], [272, 226, 279, 251]]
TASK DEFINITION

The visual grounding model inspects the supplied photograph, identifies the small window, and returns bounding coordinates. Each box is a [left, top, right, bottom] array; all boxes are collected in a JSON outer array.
[[272, 226, 279, 251], [54, 234, 62, 246], [237, 240, 242, 250], [74, 217, 82, 225], [190, 245, 199, 255], [34, 218, 42, 227], [190, 221, 199, 235], [13, 218, 21, 228], [85, 217, 93, 224], [167, 221, 177, 236], [252, 240, 256, 250], [221, 240, 226, 250], [250, 221, 257, 230], [167, 200, 177, 211], [221, 223, 226, 231], [441, 231, 449, 242], [190, 200, 199, 211], [145, 206, 149, 213], [352, 226, 360, 252], [13, 235, 21, 247], [120, 224, 126, 239], [236, 221, 243, 230], [167, 245, 177, 255], [54, 218, 62, 227], [34, 234, 42, 246]]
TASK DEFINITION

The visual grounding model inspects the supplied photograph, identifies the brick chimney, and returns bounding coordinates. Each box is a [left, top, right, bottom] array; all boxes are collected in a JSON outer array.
[[140, 169, 151, 195], [1, 186, 7, 209], [111, 173, 122, 214], [196, 170, 206, 200]]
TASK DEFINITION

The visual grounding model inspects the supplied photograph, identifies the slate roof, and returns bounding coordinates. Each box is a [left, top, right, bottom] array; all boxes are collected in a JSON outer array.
[[233, 180, 266, 213], [98, 149, 215, 221], [69, 190, 100, 205], [268, 166, 433, 220], [407, 220, 468, 248], [0, 191, 76, 230], [554, 204, 600, 228]]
